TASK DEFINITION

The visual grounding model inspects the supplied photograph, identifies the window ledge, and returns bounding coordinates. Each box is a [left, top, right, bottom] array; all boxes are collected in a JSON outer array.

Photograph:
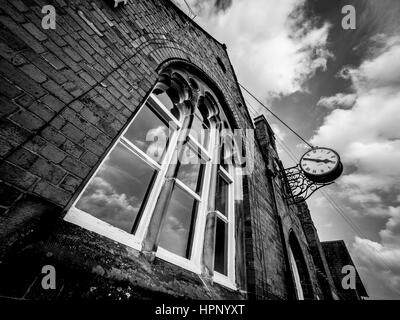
[[156, 247, 201, 275], [213, 272, 237, 291], [64, 208, 142, 252]]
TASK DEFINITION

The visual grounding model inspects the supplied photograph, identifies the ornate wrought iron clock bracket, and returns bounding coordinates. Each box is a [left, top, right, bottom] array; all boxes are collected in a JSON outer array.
[[279, 164, 334, 205]]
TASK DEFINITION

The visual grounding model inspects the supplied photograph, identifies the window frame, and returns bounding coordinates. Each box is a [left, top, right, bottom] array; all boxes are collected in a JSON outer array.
[[64, 85, 238, 290], [155, 111, 214, 274], [64, 93, 182, 251], [213, 165, 237, 290]]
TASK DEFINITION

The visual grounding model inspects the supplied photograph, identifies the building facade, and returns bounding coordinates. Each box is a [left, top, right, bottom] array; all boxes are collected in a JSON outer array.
[[0, 0, 367, 300]]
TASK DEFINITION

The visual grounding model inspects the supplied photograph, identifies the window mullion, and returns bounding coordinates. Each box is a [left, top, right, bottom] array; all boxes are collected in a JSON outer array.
[[120, 137, 161, 171]]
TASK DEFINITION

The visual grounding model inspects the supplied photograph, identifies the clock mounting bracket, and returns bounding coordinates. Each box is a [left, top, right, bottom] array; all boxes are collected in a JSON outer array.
[[279, 164, 335, 205]]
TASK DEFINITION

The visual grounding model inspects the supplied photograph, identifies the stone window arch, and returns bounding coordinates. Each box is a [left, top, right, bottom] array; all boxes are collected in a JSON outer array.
[[64, 61, 240, 290]]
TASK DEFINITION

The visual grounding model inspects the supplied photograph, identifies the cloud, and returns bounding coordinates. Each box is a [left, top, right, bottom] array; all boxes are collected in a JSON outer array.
[[352, 235, 400, 299], [271, 124, 287, 141], [76, 177, 140, 233], [317, 93, 357, 109], [312, 35, 400, 298], [311, 36, 400, 195], [175, 0, 333, 98]]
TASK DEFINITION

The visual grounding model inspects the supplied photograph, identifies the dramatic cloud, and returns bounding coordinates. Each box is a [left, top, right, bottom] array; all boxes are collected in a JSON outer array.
[[76, 177, 140, 233], [352, 234, 400, 299], [174, 0, 333, 98], [312, 35, 400, 298], [317, 93, 357, 109]]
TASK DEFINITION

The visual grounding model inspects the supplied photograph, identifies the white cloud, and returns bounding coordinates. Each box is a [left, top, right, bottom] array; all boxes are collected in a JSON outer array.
[[175, 0, 332, 98], [317, 93, 357, 109], [76, 177, 140, 232], [352, 236, 400, 299], [271, 124, 286, 141], [312, 35, 400, 298], [311, 37, 400, 195]]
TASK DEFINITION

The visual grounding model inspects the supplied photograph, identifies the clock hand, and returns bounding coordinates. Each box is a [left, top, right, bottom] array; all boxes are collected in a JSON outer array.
[[302, 158, 335, 164]]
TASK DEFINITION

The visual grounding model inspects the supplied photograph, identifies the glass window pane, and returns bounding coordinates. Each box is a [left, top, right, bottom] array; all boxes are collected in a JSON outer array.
[[123, 103, 171, 164], [176, 144, 205, 194], [216, 173, 229, 217], [75, 143, 156, 233], [155, 91, 180, 120], [158, 186, 198, 258], [214, 218, 228, 275]]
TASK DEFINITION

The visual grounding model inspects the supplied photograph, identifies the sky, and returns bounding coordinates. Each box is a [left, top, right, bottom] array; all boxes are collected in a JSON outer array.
[[172, 0, 400, 299]]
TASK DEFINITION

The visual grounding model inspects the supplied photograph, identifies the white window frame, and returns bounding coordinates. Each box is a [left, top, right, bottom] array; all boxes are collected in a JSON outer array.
[[212, 166, 236, 290], [65, 93, 182, 251], [64, 90, 238, 290], [155, 120, 213, 274]]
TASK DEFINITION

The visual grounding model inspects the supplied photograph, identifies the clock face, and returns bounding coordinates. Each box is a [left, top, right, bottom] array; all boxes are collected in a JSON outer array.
[[300, 148, 340, 177]]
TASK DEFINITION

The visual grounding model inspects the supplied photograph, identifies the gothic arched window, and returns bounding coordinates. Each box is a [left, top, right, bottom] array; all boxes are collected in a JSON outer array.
[[65, 64, 239, 290]]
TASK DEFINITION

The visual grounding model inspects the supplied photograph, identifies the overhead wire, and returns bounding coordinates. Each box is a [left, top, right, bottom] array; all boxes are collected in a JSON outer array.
[[240, 83, 315, 149]]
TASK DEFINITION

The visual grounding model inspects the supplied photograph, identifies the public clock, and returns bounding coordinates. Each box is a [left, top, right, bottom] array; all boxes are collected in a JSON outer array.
[[300, 147, 343, 183]]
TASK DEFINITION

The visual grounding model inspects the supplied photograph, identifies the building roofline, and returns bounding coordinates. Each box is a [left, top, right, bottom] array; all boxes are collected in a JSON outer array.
[[167, 1, 255, 129], [167, 0, 225, 47]]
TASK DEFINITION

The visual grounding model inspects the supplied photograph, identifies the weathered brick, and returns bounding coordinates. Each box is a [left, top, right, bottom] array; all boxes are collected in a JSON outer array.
[[14, 93, 34, 108], [43, 40, 81, 73], [22, 22, 47, 41], [41, 52, 66, 71], [10, 109, 45, 131], [0, 118, 30, 146], [80, 151, 99, 167], [0, 76, 22, 98], [28, 102, 56, 121], [60, 175, 82, 193], [0, 15, 45, 53], [41, 126, 67, 146], [61, 123, 85, 144], [40, 94, 65, 112], [82, 137, 106, 156], [0, 59, 46, 98], [50, 116, 66, 130], [9, 0, 29, 13], [22, 50, 67, 85], [79, 71, 97, 86], [0, 94, 18, 116], [33, 180, 71, 206], [0, 161, 37, 190], [60, 139, 85, 158], [63, 47, 83, 63], [42, 80, 74, 104], [8, 147, 38, 169], [19, 63, 47, 83], [30, 158, 66, 185], [61, 156, 90, 179], [40, 143, 67, 164], [24, 135, 47, 153], [0, 137, 13, 156]]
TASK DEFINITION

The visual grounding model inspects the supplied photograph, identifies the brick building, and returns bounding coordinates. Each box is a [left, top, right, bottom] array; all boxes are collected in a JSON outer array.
[[0, 0, 367, 300]]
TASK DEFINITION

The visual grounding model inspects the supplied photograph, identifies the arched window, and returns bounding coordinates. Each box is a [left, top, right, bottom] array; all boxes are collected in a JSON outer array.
[[64, 64, 239, 289], [288, 232, 314, 300]]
